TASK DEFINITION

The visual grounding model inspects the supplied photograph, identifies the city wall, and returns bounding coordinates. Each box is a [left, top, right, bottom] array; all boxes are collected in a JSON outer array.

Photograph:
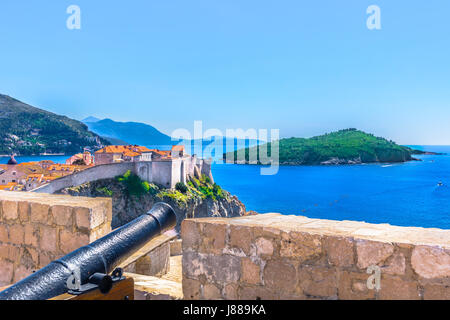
[[0, 191, 112, 286], [33, 158, 212, 194], [181, 213, 450, 300]]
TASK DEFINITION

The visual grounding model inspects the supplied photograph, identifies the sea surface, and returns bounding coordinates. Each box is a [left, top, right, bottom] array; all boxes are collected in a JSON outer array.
[[2, 146, 449, 229], [212, 145, 450, 230]]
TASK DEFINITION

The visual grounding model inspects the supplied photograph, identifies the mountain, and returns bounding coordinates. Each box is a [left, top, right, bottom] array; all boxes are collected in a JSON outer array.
[[82, 116, 101, 123], [0, 94, 109, 155], [224, 128, 423, 165], [83, 117, 262, 153], [83, 118, 174, 146]]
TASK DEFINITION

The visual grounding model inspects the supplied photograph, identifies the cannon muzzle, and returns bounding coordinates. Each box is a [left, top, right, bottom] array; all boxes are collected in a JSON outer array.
[[0, 202, 176, 300]]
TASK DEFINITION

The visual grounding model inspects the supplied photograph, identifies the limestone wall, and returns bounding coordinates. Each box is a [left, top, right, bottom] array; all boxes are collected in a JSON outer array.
[[33, 162, 135, 194], [32, 157, 214, 194], [0, 191, 112, 286], [181, 213, 450, 300]]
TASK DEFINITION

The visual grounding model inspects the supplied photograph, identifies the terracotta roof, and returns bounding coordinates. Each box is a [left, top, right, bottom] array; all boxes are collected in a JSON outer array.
[[171, 145, 185, 152]]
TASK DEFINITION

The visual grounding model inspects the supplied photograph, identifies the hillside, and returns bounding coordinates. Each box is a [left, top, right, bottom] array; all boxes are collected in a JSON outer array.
[[83, 118, 174, 146], [224, 129, 422, 165], [0, 94, 108, 155]]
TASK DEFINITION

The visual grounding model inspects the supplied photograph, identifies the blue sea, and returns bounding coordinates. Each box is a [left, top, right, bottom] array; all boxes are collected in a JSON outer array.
[[212, 146, 450, 230], [2, 147, 449, 229]]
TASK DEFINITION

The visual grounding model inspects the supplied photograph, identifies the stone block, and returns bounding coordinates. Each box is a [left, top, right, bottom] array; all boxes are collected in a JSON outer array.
[[88, 222, 111, 242], [39, 225, 57, 253], [2, 200, 18, 221], [201, 223, 226, 254], [0, 259, 14, 286], [324, 236, 354, 267], [30, 203, 50, 224], [18, 201, 29, 222], [183, 252, 241, 284], [74, 207, 91, 229], [263, 260, 297, 293], [4, 244, 20, 262], [241, 257, 261, 285], [13, 265, 34, 284], [238, 285, 278, 300], [74, 206, 105, 230], [280, 231, 322, 262], [423, 283, 450, 300], [356, 240, 394, 269], [8, 224, 24, 245], [52, 205, 73, 227], [24, 224, 39, 247], [411, 246, 450, 279], [223, 283, 238, 300], [229, 225, 252, 255], [203, 283, 222, 300], [381, 252, 406, 275], [39, 252, 53, 269], [298, 266, 337, 298], [0, 224, 8, 243], [255, 237, 274, 257], [337, 270, 376, 300], [378, 275, 420, 300], [183, 278, 202, 300], [181, 220, 201, 251], [59, 229, 89, 254]]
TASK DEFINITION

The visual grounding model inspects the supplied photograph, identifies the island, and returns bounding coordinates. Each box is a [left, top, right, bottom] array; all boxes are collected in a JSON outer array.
[[224, 128, 440, 165]]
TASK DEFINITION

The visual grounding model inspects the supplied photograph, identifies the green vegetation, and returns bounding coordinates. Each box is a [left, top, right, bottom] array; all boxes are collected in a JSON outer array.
[[114, 171, 227, 205], [175, 182, 188, 193], [225, 129, 416, 165], [158, 175, 227, 207], [0, 94, 108, 155], [96, 186, 113, 197], [116, 170, 152, 197]]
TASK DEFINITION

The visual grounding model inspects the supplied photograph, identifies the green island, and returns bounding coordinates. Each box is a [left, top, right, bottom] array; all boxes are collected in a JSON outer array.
[[224, 128, 436, 165]]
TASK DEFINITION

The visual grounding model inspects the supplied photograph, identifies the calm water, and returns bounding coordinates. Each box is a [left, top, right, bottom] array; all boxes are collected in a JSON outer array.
[[212, 146, 450, 230], [2, 148, 449, 229]]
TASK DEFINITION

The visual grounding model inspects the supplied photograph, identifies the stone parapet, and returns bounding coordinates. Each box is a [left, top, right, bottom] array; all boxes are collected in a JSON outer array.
[[0, 191, 112, 285], [181, 213, 450, 300]]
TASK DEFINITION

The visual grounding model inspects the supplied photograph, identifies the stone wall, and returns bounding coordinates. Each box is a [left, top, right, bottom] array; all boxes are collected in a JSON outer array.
[[33, 158, 213, 193], [0, 191, 112, 286], [124, 242, 171, 277], [33, 162, 135, 194], [181, 213, 450, 300]]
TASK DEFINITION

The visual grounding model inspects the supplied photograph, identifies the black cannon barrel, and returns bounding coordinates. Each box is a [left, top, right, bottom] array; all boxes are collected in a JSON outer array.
[[0, 202, 176, 300]]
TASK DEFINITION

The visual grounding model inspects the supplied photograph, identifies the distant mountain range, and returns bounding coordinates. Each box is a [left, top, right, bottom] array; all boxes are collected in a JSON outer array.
[[0, 94, 108, 156], [82, 117, 261, 152], [82, 118, 174, 146]]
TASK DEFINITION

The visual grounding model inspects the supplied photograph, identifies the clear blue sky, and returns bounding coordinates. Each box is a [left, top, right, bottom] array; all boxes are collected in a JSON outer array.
[[0, 1, 449, 144]]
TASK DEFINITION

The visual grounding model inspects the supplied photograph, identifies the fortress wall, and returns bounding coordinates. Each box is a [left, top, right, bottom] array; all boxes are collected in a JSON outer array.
[[32, 158, 213, 194], [170, 159, 182, 188], [181, 213, 450, 300], [151, 161, 173, 189], [0, 191, 112, 286], [33, 162, 135, 194]]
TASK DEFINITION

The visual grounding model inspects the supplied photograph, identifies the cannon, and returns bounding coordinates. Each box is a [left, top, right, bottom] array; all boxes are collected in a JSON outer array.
[[0, 202, 176, 300]]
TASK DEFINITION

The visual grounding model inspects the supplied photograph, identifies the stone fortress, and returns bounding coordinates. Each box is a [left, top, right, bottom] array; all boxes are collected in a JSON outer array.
[[33, 145, 214, 194]]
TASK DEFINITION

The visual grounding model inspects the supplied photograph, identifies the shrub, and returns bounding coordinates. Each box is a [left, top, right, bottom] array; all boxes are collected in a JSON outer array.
[[175, 182, 188, 193], [116, 170, 149, 197]]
